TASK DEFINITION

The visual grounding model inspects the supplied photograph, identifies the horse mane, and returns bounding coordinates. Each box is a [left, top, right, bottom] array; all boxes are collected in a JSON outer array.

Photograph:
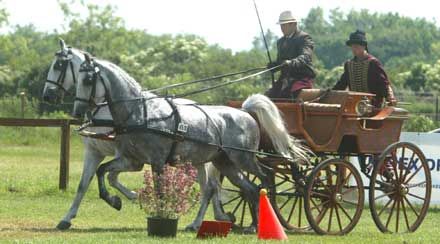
[[70, 47, 156, 99]]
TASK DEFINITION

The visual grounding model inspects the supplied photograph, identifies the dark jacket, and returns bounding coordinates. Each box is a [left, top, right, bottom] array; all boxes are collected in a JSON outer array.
[[333, 54, 392, 107], [276, 30, 316, 81]]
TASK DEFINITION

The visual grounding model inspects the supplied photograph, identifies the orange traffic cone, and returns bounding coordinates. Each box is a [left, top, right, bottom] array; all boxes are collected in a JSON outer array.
[[258, 189, 288, 240]]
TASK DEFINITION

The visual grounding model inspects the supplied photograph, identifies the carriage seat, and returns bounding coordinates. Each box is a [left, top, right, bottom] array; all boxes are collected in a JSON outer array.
[[297, 89, 350, 105], [302, 102, 341, 113]]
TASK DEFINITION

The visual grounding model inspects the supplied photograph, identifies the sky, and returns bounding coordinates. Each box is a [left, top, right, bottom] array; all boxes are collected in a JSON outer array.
[[2, 0, 439, 51]]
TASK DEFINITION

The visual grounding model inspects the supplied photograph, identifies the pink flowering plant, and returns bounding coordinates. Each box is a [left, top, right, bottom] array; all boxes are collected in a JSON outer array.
[[138, 163, 200, 219]]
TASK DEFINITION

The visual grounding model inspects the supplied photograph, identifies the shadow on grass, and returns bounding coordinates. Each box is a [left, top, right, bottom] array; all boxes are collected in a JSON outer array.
[[2, 227, 146, 234]]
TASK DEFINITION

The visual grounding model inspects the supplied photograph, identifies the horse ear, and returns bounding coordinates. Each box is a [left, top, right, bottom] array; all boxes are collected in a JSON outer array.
[[59, 38, 66, 50]]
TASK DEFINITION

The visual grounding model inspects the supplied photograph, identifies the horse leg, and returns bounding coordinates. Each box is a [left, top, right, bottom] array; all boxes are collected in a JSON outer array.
[[212, 154, 259, 233], [206, 163, 233, 222], [185, 163, 213, 231], [57, 149, 104, 230], [96, 157, 142, 210], [107, 167, 143, 200], [224, 150, 270, 230]]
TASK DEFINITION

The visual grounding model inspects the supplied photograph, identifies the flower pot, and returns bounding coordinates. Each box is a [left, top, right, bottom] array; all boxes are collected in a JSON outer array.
[[147, 217, 178, 237]]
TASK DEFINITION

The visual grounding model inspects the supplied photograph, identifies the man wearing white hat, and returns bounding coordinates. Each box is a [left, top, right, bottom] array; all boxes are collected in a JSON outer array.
[[266, 10, 316, 99]]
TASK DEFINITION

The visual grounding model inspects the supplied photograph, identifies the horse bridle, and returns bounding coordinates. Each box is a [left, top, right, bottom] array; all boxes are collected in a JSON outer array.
[[46, 48, 109, 108], [45, 49, 77, 97]]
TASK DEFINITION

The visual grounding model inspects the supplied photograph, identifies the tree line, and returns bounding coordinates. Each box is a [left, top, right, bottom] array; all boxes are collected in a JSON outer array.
[[0, 1, 439, 113]]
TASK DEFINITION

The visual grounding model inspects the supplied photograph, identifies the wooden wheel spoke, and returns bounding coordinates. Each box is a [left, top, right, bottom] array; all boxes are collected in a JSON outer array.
[[239, 201, 247, 227], [404, 165, 424, 184], [336, 202, 353, 222], [327, 206, 334, 232], [395, 197, 400, 232], [407, 181, 426, 189], [335, 204, 343, 232], [311, 190, 330, 199], [274, 180, 290, 188], [391, 152, 400, 179], [275, 174, 295, 184], [278, 187, 296, 195], [403, 195, 420, 218], [310, 200, 329, 212], [298, 197, 303, 227], [231, 198, 244, 215], [341, 199, 358, 206], [401, 152, 416, 182], [407, 192, 425, 201], [375, 191, 396, 201], [400, 198, 411, 231], [310, 198, 323, 214], [398, 147, 406, 183], [375, 179, 393, 188], [377, 198, 393, 217], [287, 196, 299, 222], [341, 186, 357, 195], [279, 196, 293, 210], [385, 199, 397, 229], [222, 195, 242, 206], [341, 171, 353, 188], [316, 206, 329, 225]]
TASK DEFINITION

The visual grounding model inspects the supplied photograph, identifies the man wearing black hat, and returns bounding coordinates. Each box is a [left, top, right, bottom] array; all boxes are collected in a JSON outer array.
[[266, 10, 316, 99], [333, 30, 396, 107]]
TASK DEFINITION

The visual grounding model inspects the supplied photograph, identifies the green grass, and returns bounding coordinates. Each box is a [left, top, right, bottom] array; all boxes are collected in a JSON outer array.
[[1, 141, 440, 243]]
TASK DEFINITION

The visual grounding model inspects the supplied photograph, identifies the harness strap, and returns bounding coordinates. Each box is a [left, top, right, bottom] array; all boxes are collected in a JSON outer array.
[[188, 104, 223, 148], [163, 97, 182, 165]]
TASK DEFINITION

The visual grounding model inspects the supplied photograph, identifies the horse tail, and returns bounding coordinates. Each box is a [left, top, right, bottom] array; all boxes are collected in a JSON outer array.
[[242, 94, 310, 163]]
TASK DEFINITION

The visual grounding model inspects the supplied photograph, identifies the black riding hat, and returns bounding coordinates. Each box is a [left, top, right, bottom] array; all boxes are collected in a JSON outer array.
[[346, 30, 368, 47]]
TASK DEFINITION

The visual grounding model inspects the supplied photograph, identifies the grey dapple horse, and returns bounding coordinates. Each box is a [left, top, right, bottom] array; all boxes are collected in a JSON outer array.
[[43, 45, 228, 231], [43, 42, 308, 231]]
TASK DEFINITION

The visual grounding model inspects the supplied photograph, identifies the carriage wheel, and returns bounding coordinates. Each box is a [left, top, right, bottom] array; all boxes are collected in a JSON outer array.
[[304, 158, 364, 235], [369, 142, 431, 233], [269, 163, 314, 231], [219, 172, 262, 231]]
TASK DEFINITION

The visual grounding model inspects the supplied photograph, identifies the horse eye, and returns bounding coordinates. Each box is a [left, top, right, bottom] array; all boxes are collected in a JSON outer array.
[[54, 60, 67, 71]]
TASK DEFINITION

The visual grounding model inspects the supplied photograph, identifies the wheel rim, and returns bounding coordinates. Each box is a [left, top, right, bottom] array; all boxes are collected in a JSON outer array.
[[220, 172, 260, 230], [369, 142, 432, 233], [305, 158, 364, 235]]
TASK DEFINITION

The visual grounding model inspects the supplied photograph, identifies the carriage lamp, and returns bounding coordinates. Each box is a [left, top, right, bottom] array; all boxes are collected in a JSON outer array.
[[355, 97, 374, 116]]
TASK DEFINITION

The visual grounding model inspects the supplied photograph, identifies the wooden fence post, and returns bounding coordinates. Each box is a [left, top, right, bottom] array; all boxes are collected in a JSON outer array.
[[59, 120, 70, 190]]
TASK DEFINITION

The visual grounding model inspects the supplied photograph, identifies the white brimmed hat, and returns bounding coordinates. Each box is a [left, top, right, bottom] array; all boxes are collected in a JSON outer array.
[[277, 10, 297, 25]]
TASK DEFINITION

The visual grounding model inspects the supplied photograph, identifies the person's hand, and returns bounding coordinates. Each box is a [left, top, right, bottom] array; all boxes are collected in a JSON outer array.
[[387, 98, 397, 107], [282, 60, 292, 67], [267, 62, 281, 72]]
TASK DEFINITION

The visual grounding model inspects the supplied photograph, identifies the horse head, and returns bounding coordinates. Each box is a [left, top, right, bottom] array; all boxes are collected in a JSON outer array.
[[43, 39, 87, 104]]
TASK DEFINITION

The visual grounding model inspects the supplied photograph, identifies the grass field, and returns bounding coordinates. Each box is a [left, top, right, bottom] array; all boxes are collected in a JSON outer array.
[[1, 132, 439, 243]]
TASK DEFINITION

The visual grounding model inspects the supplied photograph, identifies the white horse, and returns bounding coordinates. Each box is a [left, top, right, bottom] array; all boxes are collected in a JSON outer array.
[[43, 43, 228, 231], [43, 41, 308, 231]]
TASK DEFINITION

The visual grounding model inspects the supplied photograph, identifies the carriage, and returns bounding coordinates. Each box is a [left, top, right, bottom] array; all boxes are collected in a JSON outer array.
[[43, 43, 432, 235], [223, 89, 432, 235]]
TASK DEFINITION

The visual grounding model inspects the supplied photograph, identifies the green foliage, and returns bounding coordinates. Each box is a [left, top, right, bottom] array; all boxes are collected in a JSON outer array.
[[302, 7, 440, 70], [403, 115, 437, 132], [0, 1, 439, 118]]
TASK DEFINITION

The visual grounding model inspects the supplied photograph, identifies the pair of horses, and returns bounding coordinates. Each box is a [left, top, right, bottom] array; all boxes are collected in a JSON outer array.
[[43, 40, 308, 231]]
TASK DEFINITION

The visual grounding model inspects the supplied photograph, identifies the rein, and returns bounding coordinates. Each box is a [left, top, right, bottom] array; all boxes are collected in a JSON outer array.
[[47, 50, 294, 162]]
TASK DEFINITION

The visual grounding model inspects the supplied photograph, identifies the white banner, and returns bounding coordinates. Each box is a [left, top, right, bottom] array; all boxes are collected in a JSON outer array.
[[400, 132, 440, 204], [349, 132, 439, 204]]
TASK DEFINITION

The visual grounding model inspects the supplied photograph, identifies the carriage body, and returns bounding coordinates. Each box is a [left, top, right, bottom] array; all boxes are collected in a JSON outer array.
[[225, 89, 431, 235], [229, 89, 408, 154]]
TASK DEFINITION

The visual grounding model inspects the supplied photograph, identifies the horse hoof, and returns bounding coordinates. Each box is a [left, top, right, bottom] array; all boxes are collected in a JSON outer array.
[[56, 221, 72, 230], [226, 212, 236, 223], [111, 196, 122, 210], [242, 226, 257, 234], [184, 224, 199, 232]]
